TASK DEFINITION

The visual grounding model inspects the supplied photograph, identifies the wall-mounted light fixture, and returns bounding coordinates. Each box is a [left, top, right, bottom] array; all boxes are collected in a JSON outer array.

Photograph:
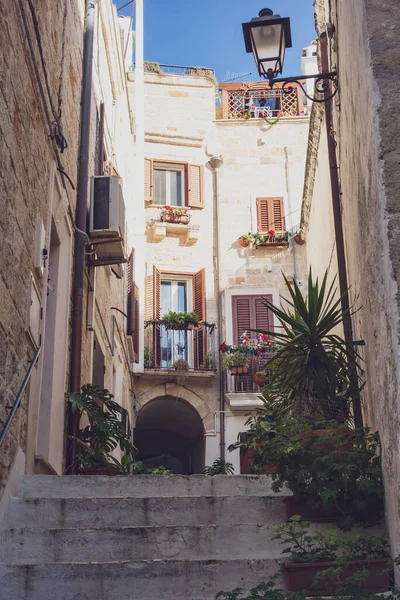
[[242, 8, 338, 102]]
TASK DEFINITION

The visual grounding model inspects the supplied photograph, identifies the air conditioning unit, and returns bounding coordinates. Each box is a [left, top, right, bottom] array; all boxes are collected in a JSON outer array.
[[89, 176, 126, 264]]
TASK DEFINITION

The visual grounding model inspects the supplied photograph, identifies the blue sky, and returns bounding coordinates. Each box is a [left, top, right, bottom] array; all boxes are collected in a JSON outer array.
[[116, 1, 316, 81]]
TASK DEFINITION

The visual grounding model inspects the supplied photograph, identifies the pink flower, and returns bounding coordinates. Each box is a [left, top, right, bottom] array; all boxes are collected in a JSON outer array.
[[267, 230, 275, 237], [259, 334, 269, 342], [220, 342, 228, 351]]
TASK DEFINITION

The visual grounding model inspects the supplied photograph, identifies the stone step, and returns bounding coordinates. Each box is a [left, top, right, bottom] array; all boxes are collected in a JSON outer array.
[[1, 524, 284, 564], [7, 495, 287, 529], [0, 559, 282, 600], [17, 474, 287, 499]]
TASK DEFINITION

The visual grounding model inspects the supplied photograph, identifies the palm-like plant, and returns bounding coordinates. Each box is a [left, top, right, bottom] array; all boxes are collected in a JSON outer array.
[[255, 269, 364, 422]]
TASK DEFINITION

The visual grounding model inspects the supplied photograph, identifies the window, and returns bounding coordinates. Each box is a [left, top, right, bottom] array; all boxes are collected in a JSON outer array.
[[153, 266, 206, 369], [145, 158, 204, 208], [154, 163, 185, 206], [256, 197, 285, 232], [232, 294, 273, 392]]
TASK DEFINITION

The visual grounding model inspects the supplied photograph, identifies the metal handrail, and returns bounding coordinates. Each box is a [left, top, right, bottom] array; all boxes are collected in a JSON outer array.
[[0, 347, 41, 449]]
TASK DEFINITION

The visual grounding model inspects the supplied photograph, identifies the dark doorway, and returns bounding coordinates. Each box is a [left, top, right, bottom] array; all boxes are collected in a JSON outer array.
[[135, 396, 205, 474]]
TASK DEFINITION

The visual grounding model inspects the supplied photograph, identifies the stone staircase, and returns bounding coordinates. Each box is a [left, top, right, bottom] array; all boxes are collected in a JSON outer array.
[[0, 475, 289, 600]]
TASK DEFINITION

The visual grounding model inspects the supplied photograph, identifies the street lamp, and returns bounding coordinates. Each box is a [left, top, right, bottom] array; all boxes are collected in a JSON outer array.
[[242, 8, 338, 101], [242, 9, 292, 85]]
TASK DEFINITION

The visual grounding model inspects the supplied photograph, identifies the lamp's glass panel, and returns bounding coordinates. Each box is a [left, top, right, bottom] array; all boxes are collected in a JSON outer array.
[[250, 23, 285, 75]]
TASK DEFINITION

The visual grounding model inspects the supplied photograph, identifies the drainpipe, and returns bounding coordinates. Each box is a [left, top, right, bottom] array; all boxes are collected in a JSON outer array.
[[67, 0, 98, 473], [284, 146, 297, 281], [320, 33, 363, 428], [208, 155, 225, 460]]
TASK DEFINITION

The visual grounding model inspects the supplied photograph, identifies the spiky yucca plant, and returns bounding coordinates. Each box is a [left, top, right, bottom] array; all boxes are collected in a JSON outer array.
[[255, 269, 364, 422]]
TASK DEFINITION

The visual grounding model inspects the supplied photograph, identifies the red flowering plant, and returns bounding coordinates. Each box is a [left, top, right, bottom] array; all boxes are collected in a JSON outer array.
[[160, 205, 191, 223], [220, 331, 277, 358]]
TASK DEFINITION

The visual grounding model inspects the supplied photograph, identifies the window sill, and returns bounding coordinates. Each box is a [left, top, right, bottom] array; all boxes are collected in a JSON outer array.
[[255, 241, 289, 248], [149, 220, 200, 245]]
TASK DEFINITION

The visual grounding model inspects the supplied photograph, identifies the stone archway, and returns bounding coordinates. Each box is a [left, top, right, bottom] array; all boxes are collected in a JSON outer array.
[[135, 396, 205, 474]]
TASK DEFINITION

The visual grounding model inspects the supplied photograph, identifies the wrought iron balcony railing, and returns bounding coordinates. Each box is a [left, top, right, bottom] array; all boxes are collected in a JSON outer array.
[[144, 321, 216, 373], [224, 351, 274, 394], [217, 81, 305, 120]]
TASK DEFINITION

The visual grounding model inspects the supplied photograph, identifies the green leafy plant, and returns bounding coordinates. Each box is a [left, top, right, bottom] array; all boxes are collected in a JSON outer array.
[[230, 411, 384, 529], [144, 346, 153, 368], [161, 310, 200, 329], [130, 461, 172, 475], [273, 516, 391, 563], [203, 458, 234, 475], [200, 351, 213, 370], [221, 350, 248, 370], [253, 269, 365, 423], [216, 576, 309, 600], [273, 518, 394, 598], [67, 384, 137, 473]]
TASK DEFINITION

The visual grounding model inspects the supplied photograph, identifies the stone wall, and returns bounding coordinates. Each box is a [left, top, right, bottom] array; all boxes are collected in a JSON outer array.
[[0, 0, 83, 488], [0, 0, 135, 487], [308, 0, 400, 556]]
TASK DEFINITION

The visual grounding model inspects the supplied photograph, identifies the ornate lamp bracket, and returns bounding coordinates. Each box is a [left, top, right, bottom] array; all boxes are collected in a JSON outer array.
[[267, 71, 339, 103]]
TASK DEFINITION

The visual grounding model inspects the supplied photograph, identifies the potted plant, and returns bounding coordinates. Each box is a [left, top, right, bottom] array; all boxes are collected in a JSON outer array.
[[253, 369, 267, 385], [274, 517, 393, 596], [161, 310, 200, 330], [67, 385, 138, 475], [160, 205, 191, 224], [200, 351, 213, 370], [144, 346, 153, 368], [238, 233, 252, 248], [221, 350, 248, 374], [173, 358, 189, 371]]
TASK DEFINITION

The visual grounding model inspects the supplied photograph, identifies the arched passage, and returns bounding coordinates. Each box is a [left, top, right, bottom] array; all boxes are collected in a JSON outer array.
[[135, 396, 205, 474]]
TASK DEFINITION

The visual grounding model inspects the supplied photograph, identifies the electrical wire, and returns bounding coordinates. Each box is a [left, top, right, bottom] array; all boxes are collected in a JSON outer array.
[[117, 0, 135, 12]]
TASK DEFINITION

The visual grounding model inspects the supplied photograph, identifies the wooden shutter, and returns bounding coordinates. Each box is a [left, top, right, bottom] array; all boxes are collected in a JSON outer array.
[[257, 198, 269, 232], [188, 164, 204, 208], [127, 251, 134, 336], [145, 158, 153, 203], [153, 265, 161, 366], [256, 198, 285, 232], [270, 198, 285, 231], [232, 297, 252, 345], [255, 296, 273, 331], [193, 268, 206, 368]]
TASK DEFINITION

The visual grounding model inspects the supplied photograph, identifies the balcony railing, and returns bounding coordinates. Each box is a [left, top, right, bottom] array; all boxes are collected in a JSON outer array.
[[144, 321, 216, 372], [217, 81, 305, 120], [129, 63, 215, 78], [225, 351, 274, 394]]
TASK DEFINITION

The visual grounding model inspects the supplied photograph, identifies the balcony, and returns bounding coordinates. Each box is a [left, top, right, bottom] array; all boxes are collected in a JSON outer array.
[[143, 321, 217, 378], [217, 81, 305, 121], [224, 350, 274, 410]]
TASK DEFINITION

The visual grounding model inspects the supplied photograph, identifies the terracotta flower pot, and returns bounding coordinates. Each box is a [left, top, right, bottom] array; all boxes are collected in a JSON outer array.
[[283, 559, 392, 596], [294, 234, 305, 245], [252, 374, 265, 385], [163, 213, 174, 222], [230, 366, 248, 375], [284, 495, 344, 522], [238, 238, 250, 248], [179, 215, 190, 224]]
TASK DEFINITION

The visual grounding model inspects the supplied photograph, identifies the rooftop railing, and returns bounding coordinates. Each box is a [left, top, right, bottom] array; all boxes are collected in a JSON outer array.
[[217, 81, 305, 120], [129, 63, 215, 78]]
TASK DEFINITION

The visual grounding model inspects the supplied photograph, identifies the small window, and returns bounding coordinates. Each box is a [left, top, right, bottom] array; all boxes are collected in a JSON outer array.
[[256, 197, 285, 232], [153, 162, 185, 206]]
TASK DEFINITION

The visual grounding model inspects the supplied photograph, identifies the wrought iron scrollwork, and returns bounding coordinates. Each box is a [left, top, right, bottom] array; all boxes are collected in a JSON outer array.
[[266, 71, 338, 104]]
